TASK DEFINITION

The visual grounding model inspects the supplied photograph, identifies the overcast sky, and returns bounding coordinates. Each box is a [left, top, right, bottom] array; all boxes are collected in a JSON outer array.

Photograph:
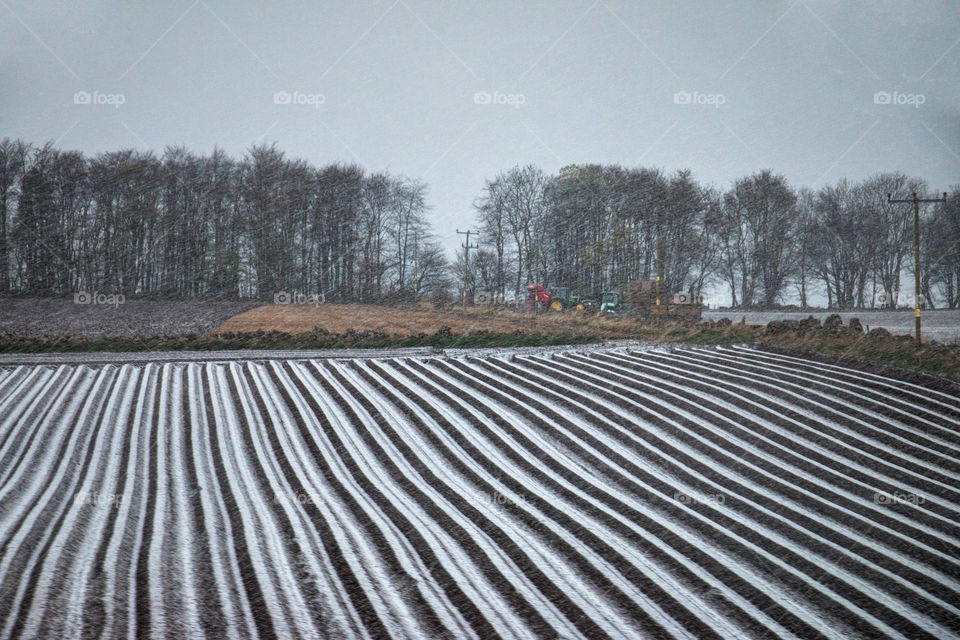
[[3, 0, 958, 255]]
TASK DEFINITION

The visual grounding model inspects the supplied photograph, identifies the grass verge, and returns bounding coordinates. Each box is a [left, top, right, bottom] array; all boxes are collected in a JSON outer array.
[[753, 334, 960, 381], [671, 320, 960, 381]]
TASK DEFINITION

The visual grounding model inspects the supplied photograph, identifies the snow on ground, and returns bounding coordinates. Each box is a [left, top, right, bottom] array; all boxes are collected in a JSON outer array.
[[0, 346, 958, 639], [703, 309, 960, 342]]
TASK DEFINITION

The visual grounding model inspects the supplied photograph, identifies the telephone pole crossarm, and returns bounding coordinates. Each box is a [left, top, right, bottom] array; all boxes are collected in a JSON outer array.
[[886, 191, 948, 346]]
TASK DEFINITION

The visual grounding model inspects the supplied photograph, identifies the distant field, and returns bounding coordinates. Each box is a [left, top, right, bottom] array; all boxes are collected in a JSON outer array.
[[0, 298, 257, 339], [704, 309, 960, 342]]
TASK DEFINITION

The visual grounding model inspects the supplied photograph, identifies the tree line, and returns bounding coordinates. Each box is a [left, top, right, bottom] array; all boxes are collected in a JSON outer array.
[[3, 138, 958, 309], [0, 138, 449, 302], [467, 164, 960, 309]]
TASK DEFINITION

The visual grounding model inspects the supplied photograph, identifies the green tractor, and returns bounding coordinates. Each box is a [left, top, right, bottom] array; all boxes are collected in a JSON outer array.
[[599, 282, 702, 319], [548, 286, 588, 311], [599, 290, 628, 314]]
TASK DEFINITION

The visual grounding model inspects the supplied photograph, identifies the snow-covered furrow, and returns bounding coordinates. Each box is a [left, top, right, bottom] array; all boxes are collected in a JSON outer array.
[[377, 358, 806, 639], [522, 353, 960, 582], [354, 358, 718, 639], [574, 352, 960, 548], [649, 350, 960, 471], [594, 351, 960, 530], [29, 365, 142, 639], [688, 348, 960, 444], [291, 361, 496, 638], [724, 346, 960, 411], [464, 355, 959, 638], [0, 346, 957, 640], [329, 362, 608, 637], [428, 356, 857, 639], [290, 360, 505, 639], [0, 366, 91, 490], [703, 348, 960, 430], [0, 365, 119, 639], [0, 367, 73, 465], [505, 354, 960, 626], [616, 350, 960, 500], [0, 366, 45, 431]]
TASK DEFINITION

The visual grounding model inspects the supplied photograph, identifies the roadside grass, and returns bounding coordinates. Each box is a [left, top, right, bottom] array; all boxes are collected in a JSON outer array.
[[753, 333, 960, 380], [671, 320, 960, 380]]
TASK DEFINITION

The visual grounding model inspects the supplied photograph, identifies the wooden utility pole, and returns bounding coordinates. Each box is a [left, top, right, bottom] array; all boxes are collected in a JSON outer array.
[[887, 191, 947, 346], [655, 214, 663, 325], [456, 229, 478, 306]]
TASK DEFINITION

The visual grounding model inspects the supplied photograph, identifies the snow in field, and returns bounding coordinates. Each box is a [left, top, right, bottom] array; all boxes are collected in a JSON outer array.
[[0, 346, 958, 639]]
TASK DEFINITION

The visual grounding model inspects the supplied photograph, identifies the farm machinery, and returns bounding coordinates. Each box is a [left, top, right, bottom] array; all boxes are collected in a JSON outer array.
[[523, 284, 591, 311], [599, 281, 703, 320], [511, 281, 702, 319], [546, 286, 589, 311]]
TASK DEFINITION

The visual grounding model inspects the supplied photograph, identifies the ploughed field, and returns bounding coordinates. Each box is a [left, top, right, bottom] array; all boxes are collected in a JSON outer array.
[[0, 345, 959, 639], [0, 298, 258, 340]]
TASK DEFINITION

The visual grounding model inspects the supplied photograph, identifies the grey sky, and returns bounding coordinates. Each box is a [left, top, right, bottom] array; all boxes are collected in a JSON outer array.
[[2, 0, 958, 256]]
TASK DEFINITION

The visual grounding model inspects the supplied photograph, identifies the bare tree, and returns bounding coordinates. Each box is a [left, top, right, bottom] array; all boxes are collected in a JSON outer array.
[[924, 186, 960, 308], [0, 139, 28, 293], [719, 171, 798, 307], [0, 139, 448, 302]]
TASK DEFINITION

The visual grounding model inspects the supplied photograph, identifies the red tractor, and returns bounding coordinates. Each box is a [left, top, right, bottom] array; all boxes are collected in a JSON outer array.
[[524, 284, 552, 310]]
